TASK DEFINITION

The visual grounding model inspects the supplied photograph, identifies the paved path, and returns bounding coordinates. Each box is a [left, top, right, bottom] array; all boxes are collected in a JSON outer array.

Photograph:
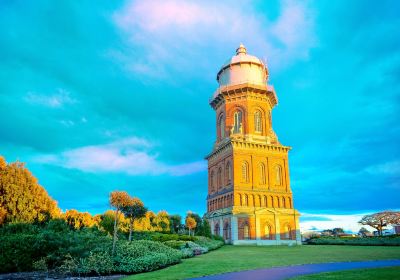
[[190, 259, 400, 280]]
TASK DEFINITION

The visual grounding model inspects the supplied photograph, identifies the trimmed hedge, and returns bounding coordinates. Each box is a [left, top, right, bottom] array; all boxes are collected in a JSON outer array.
[[308, 236, 400, 246]]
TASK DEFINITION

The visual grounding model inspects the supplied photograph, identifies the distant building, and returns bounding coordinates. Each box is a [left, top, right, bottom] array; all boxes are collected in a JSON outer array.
[[394, 225, 400, 235], [204, 44, 301, 245]]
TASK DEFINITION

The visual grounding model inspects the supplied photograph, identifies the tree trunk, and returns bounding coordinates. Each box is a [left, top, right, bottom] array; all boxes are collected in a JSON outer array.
[[188, 229, 191, 236], [112, 210, 119, 255], [129, 219, 134, 242]]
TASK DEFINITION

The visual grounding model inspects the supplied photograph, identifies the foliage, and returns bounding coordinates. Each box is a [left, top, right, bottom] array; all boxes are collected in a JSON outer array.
[[113, 240, 182, 273], [63, 209, 97, 230], [153, 210, 171, 233], [0, 156, 61, 224], [122, 197, 148, 241], [193, 236, 224, 251], [169, 214, 182, 233], [359, 211, 400, 236], [307, 236, 400, 246], [358, 227, 371, 237], [185, 216, 197, 236], [109, 191, 132, 254]]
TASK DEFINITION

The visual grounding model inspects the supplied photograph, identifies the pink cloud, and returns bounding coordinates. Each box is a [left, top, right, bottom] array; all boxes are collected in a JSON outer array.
[[111, 0, 316, 79], [34, 137, 206, 176]]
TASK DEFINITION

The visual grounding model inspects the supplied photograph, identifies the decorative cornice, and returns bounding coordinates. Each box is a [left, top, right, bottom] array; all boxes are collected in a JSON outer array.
[[209, 83, 278, 109]]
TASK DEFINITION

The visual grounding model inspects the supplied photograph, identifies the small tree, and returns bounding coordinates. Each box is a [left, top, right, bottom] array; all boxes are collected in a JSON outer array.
[[122, 197, 147, 242], [155, 210, 170, 232], [359, 211, 400, 236], [186, 216, 197, 236], [332, 228, 345, 237], [358, 227, 371, 237], [169, 214, 182, 233], [109, 191, 131, 255]]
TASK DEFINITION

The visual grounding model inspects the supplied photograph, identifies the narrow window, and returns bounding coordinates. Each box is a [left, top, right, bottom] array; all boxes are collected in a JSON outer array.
[[254, 111, 262, 132], [275, 165, 282, 186], [242, 161, 249, 182], [217, 167, 222, 189], [218, 114, 225, 140], [259, 163, 266, 184], [210, 171, 215, 192], [233, 111, 243, 134], [226, 161, 232, 183]]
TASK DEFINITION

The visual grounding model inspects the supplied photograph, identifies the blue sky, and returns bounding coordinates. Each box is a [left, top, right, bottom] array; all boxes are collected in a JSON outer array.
[[0, 0, 399, 232]]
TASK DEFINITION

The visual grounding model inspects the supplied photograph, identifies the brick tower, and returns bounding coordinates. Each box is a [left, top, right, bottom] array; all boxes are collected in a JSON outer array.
[[205, 44, 301, 245]]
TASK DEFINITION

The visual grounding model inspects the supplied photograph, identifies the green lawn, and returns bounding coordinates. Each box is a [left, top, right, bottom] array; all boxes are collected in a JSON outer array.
[[124, 245, 400, 280], [290, 266, 400, 279]]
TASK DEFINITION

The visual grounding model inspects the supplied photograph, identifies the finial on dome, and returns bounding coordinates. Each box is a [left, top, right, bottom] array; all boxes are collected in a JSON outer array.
[[236, 43, 247, 55]]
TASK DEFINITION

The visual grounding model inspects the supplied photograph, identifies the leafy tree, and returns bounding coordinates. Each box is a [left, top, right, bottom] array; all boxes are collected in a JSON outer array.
[[186, 212, 202, 235], [154, 210, 170, 232], [98, 210, 128, 235], [0, 156, 61, 224], [121, 197, 147, 242], [169, 214, 182, 233], [201, 218, 212, 238], [185, 216, 197, 236], [359, 211, 400, 236], [332, 228, 345, 237], [358, 227, 371, 237], [109, 191, 131, 255], [63, 209, 97, 230]]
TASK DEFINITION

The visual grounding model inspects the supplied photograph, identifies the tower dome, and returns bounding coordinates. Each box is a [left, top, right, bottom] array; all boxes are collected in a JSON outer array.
[[216, 44, 268, 87]]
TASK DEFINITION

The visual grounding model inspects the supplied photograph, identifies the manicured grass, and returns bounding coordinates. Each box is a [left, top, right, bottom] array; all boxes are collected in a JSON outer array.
[[124, 245, 400, 280], [290, 266, 400, 279]]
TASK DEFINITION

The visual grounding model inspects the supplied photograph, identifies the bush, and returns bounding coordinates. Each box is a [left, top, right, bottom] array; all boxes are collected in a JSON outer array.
[[194, 236, 224, 251], [307, 236, 400, 246], [113, 240, 182, 273], [80, 251, 114, 275]]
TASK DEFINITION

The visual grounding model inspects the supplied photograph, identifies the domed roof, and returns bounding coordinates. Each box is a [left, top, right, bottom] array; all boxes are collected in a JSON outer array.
[[216, 44, 268, 87], [219, 43, 266, 70]]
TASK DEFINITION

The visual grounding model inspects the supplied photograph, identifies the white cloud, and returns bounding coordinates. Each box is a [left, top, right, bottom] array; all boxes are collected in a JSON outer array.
[[111, 0, 316, 78], [24, 88, 76, 108], [34, 137, 206, 176], [300, 212, 375, 233]]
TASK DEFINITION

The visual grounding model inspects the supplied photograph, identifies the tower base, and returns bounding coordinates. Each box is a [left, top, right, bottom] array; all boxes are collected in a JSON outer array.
[[205, 207, 301, 245]]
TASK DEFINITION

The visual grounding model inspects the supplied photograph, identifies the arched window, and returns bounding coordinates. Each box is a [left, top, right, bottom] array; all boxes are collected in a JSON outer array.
[[284, 225, 291, 239], [210, 171, 215, 191], [264, 224, 271, 239], [223, 222, 231, 240], [243, 224, 249, 239], [241, 161, 249, 182], [254, 110, 262, 133], [271, 196, 274, 208], [214, 223, 220, 236], [282, 197, 286, 208], [226, 161, 232, 183], [244, 194, 249, 206], [287, 197, 292, 208], [239, 194, 242, 206], [263, 195, 267, 207], [276, 196, 280, 208], [275, 165, 282, 186], [217, 167, 222, 189], [233, 111, 243, 134], [259, 162, 266, 184], [218, 114, 225, 140]]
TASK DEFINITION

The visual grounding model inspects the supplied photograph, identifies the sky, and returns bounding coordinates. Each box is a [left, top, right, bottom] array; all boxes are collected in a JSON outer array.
[[0, 0, 399, 233]]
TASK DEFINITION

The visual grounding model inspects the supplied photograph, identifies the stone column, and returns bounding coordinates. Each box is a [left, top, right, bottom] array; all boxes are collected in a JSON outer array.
[[274, 213, 281, 244], [231, 215, 238, 243], [295, 211, 301, 244], [255, 215, 261, 240], [220, 217, 224, 237]]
